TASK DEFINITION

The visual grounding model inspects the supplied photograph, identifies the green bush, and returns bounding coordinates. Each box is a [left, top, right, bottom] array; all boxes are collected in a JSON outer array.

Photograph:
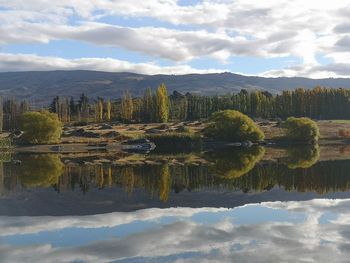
[[283, 117, 320, 143], [20, 111, 63, 144], [147, 132, 202, 153], [203, 110, 264, 142]]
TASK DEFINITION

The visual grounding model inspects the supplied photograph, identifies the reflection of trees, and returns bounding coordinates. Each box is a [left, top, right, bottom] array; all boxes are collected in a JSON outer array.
[[121, 167, 135, 195], [159, 164, 170, 202], [284, 145, 320, 169], [204, 146, 265, 179], [19, 154, 63, 187], [4, 152, 350, 198]]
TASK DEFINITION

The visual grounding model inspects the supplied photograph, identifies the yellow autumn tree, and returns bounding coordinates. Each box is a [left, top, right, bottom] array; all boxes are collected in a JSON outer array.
[[106, 99, 112, 122], [156, 83, 169, 123]]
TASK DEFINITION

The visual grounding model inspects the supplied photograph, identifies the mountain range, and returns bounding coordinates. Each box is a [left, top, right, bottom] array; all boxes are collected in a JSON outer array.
[[1, 70, 350, 103]]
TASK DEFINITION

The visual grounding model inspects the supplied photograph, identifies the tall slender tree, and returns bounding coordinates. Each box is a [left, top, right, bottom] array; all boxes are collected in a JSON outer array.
[[106, 99, 112, 122], [120, 90, 134, 122], [156, 83, 169, 123]]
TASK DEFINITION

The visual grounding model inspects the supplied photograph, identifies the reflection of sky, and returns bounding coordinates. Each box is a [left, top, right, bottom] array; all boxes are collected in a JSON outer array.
[[1, 199, 350, 262]]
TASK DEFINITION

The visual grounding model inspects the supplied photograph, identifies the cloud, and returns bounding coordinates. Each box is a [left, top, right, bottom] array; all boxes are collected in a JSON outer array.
[[0, 53, 224, 74], [2, 199, 350, 262], [1, 0, 350, 76], [261, 62, 350, 79], [0, 22, 290, 62], [0, 207, 227, 236]]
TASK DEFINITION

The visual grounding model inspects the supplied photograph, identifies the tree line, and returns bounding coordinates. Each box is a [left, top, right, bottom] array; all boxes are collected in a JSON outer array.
[[1, 85, 350, 131]]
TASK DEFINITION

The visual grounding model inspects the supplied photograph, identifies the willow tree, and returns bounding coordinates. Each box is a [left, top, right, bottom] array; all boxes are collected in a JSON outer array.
[[21, 110, 63, 144], [120, 90, 134, 122], [156, 83, 169, 123]]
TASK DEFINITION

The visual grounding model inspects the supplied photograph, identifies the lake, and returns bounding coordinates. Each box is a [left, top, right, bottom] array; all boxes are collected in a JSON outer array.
[[1, 145, 350, 262]]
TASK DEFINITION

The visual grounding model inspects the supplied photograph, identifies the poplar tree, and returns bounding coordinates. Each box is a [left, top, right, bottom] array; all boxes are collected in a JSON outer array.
[[142, 88, 153, 122], [156, 83, 169, 123], [106, 99, 112, 122], [97, 98, 103, 122], [120, 90, 133, 122]]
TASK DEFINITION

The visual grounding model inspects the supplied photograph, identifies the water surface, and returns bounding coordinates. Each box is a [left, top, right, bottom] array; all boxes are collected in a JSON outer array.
[[1, 146, 350, 262]]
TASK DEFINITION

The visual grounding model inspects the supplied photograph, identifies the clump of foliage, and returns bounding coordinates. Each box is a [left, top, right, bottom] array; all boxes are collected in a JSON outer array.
[[205, 146, 265, 179], [283, 117, 320, 143], [285, 145, 320, 169], [19, 154, 64, 187], [203, 110, 264, 142], [20, 111, 63, 144], [147, 132, 202, 153]]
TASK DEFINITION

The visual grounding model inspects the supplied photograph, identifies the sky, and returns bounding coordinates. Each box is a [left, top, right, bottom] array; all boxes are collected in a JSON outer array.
[[0, 0, 350, 78], [1, 199, 350, 262]]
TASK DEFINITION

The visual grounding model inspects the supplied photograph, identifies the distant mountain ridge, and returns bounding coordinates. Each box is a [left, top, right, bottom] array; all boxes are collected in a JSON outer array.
[[1, 70, 350, 103]]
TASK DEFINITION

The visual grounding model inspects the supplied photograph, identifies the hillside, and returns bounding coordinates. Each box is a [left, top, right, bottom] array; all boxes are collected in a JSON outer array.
[[1, 70, 350, 103]]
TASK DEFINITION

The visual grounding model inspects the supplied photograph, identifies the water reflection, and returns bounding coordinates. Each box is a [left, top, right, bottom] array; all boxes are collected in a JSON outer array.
[[0, 199, 350, 262], [1, 146, 350, 201], [19, 155, 64, 187], [204, 146, 265, 178], [284, 144, 320, 169]]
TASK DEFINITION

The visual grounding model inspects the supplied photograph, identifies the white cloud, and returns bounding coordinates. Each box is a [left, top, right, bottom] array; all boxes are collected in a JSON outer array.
[[0, 207, 227, 236], [0, 53, 224, 74], [2, 199, 350, 262], [1, 0, 350, 76], [261, 62, 350, 79]]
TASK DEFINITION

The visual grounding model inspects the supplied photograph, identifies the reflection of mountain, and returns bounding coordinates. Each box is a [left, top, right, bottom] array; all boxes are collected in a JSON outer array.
[[204, 146, 265, 179]]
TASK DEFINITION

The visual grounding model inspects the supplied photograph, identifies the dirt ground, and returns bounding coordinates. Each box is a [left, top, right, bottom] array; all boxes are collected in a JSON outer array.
[[58, 119, 350, 143]]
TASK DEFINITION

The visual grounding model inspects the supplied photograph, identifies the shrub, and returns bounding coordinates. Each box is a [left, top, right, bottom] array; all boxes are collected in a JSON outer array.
[[203, 110, 264, 142], [147, 132, 202, 153], [20, 111, 63, 144], [283, 117, 320, 143]]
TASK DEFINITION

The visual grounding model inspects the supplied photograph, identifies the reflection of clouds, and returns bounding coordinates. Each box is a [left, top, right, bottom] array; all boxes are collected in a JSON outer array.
[[2, 199, 350, 262], [0, 207, 227, 236]]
